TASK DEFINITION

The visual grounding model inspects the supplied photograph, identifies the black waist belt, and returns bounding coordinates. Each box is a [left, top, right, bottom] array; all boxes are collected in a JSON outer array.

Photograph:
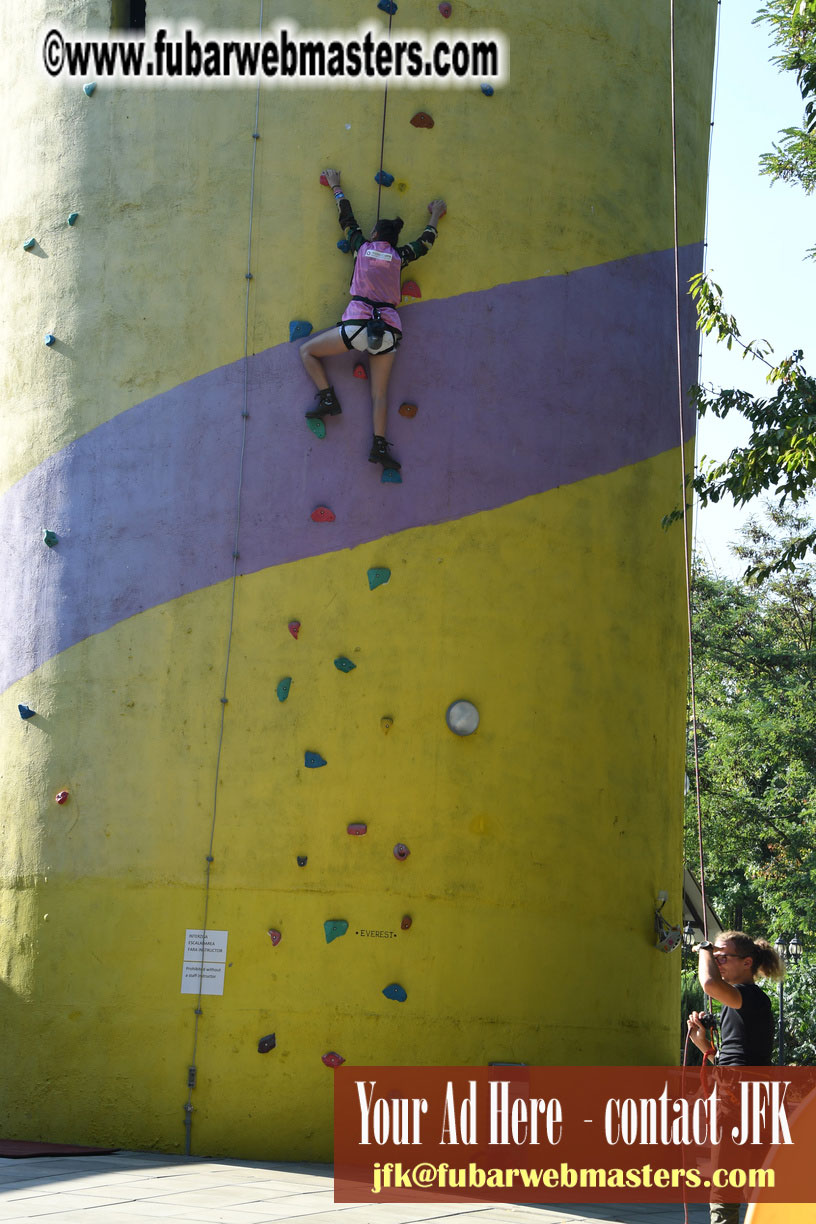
[[350, 295, 398, 311]]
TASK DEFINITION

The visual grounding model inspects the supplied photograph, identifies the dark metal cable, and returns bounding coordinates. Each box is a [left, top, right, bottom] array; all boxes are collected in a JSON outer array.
[[670, 0, 709, 940], [375, 9, 394, 221], [183, 0, 265, 1154]]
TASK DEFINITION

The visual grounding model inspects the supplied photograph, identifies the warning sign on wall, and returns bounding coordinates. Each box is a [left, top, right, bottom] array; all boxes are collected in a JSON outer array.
[[180, 929, 228, 996]]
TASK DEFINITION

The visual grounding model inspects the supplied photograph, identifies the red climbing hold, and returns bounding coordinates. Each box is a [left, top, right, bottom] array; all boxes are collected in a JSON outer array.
[[401, 281, 421, 300], [347, 823, 367, 836], [268, 928, 282, 946], [410, 112, 434, 129], [55, 790, 69, 805], [311, 506, 336, 523], [319, 172, 329, 186], [353, 362, 368, 380], [322, 1051, 346, 1068], [401, 915, 412, 930], [439, 2, 452, 15], [428, 201, 447, 219], [288, 621, 300, 639], [398, 402, 418, 418]]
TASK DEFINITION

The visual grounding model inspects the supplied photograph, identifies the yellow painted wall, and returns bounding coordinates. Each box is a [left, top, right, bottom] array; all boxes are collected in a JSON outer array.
[[0, 0, 715, 1159]]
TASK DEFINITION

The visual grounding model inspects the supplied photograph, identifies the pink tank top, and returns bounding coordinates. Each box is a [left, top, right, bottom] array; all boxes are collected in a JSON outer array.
[[342, 241, 402, 330]]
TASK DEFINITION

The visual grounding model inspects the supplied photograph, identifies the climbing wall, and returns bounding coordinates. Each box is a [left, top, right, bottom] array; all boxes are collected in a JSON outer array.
[[0, 1, 716, 1159]]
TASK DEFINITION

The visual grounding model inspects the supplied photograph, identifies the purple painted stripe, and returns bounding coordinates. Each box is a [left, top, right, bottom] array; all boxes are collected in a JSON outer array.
[[1, 247, 700, 693]]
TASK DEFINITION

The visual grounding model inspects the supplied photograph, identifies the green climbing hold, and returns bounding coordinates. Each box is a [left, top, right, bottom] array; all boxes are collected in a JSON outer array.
[[324, 919, 349, 944], [23, 238, 36, 251], [43, 530, 58, 548], [367, 567, 391, 590], [67, 212, 79, 226], [307, 417, 326, 440], [334, 657, 356, 673], [276, 677, 292, 702]]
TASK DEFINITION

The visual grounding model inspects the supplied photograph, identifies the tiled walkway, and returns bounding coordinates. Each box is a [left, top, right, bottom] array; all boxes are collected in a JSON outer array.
[[0, 1151, 719, 1223]]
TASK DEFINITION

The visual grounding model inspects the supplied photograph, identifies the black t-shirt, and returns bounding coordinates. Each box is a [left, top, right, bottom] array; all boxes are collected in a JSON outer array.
[[717, 982, 774, 1066]]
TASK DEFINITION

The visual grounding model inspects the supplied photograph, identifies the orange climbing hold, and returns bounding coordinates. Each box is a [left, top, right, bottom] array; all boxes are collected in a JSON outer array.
[[399, 403, 418, 419], [311, 506, 336, 523], [401, 281, 421, 300], [353, 362, 368, 380], [410, 112, 434, 129]]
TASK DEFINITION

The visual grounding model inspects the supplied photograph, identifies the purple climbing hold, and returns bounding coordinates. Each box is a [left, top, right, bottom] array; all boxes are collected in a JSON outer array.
[[289, 320, 313, 342], [375, 171, 395, 187], [305, 751, 326, 769], [257, 1033, 277, 1053], [383, 983, 407, 1002], [268, 928, 282, 946], [348, 823, 367, 836], [393, 843, 410, 861], [439, 2, 452, 15], [18, 705, 36, 721], [322, 1051, 345, 1068]]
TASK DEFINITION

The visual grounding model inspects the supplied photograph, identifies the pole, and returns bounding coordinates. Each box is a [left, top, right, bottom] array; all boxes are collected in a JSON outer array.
[[778, 978, 785, 1066]]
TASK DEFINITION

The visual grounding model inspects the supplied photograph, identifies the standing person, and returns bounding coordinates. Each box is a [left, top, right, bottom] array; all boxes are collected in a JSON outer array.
[[687, 931, 785, 1224], [299, 169, 446, 472]]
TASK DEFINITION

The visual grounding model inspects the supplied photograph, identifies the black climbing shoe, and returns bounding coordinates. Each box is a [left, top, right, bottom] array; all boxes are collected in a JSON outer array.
[[305, 387, 342, 419], [368, 435, 401, 471]]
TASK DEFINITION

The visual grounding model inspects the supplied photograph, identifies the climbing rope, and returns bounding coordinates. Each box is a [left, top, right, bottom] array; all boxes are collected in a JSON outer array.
[[183, 0, 265, 1155], [375, 7, 394, 221], [670, 0, 710, 943]]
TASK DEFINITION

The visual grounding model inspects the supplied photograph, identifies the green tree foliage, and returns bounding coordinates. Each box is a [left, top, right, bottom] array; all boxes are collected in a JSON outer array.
[[685, 507, 816, 938], [671, 4, 816, 574], [755, 0, 816, 211]]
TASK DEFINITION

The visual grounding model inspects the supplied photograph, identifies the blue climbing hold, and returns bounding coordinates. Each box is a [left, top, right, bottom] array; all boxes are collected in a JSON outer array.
[[67, 212, 79, 226], [289, 320, 313, 341], [23, 238, 36, 251], [381, 468, 402, 484], [378, 0, 398, 12], [305, 751, 326, 769], [337, 238, 351, 253], [43, 530, 58, 548], [83, 82, 96, 96], [324, 919, 349, 944], [277, 677, 292, 702], [44, 334, 56, 347], [375, 171, 395, 187], [18, 705, 36, 721], [367, 567, 391, 590], [383, 983, 407, 1003], [334, 657, 356, 673], [481, 83, 494, 96]]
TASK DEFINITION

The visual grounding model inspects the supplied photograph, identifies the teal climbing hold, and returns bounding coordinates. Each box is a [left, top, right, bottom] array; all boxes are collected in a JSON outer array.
[[334, 657, 356, 673], [23, 238, 36, 251], [67, 212, 79, 226], [83, 82, 96, 96], [307, 417, 326, 440], [367, 567, 391, 590], [43, 530, 58, 548], [375, 171, 394, 187], [289, 320, 313, 341], [305, 751, 326, 768], [324, 919, 349, 944], [381, 469, 402, 484], [383, 983, 407, 1003], [276, 677, 292, 702]]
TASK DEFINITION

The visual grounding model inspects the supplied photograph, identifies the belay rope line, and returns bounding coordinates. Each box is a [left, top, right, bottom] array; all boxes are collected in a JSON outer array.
[[670, 0, 710, 942], [183, 0, 266, 1156], [375, 7, 394, 221]]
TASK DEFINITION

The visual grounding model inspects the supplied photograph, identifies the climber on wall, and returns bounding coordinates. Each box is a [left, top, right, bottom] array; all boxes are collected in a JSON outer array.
[[299, 168, 447, 472]]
